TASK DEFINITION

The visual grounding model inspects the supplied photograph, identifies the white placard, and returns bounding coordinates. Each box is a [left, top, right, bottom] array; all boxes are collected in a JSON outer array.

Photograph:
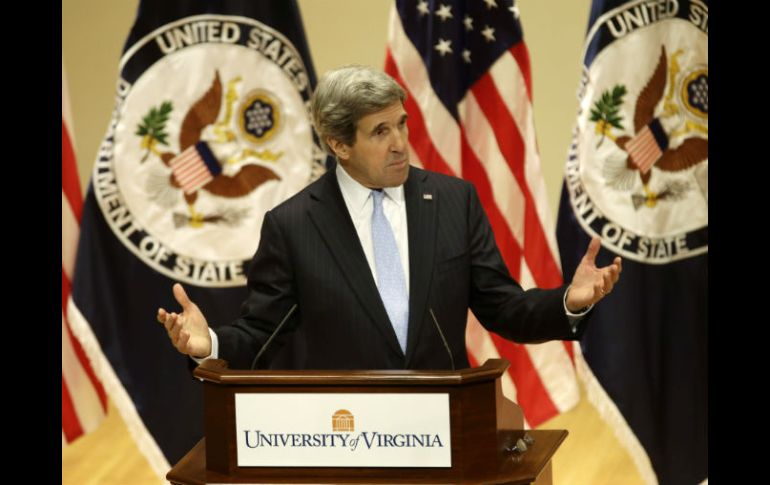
[[234, 393, 451, 467]]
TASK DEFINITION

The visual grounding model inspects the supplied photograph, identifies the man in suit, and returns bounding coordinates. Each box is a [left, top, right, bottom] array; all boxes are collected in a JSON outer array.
[[157, 65, 621, 371]]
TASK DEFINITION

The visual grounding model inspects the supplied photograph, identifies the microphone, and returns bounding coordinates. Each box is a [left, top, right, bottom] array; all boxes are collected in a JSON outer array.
[[249, 303, 298, 370], [505, 433, 535, 454], [511, 438, 528, 453], [429, 307, 455, 371]]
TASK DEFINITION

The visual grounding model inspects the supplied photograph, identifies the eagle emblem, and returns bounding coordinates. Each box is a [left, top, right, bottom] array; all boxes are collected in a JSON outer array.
[[591, 46, 708, 209], [136, 70, 283, 228]]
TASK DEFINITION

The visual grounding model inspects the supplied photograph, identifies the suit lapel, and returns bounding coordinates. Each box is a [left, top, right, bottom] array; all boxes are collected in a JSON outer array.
[[307, 170, 404, 356], [403, 168, 437, 366]]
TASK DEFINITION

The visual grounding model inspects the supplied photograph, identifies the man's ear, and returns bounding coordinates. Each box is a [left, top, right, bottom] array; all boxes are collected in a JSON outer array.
[[327, 138, 350, 161]]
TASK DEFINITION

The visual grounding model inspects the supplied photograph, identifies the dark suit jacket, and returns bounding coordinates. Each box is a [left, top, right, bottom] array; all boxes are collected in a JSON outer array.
[[216, 166, 585, 370]]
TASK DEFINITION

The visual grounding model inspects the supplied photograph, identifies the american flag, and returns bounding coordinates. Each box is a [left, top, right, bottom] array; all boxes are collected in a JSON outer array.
[[62, 62, 107, 445], [385, 0, 579, 426]]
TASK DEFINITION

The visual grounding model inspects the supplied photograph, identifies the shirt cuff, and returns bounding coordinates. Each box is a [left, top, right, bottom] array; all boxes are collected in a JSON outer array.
[[563, 285, 593, 333], [190, 328, 219, 364]]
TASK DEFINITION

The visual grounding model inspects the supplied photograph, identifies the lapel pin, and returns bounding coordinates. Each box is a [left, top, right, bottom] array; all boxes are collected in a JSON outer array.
[[423, 193, 433, 200]]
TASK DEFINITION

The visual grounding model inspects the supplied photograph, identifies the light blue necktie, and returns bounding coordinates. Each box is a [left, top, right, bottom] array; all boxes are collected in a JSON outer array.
[[371, 190, 409, 352]]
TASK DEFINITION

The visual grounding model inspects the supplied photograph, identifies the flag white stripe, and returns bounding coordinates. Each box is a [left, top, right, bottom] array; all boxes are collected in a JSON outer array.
[[518, 256, 536, 290], [62, 191, 79, 278], [489, 53, 561, 267], [459, 92, 526, 247], [388, 6, 461, 176], [62, 312, 105, 435]]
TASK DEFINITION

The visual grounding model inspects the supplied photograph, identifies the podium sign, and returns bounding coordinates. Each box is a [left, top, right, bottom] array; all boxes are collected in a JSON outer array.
[[235, 393, 451, 467]]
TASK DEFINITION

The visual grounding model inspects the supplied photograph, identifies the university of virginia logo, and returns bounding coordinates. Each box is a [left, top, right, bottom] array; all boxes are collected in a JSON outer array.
[[94, 15, 326, 287], [567, 0, 708, 264], [332, 409, 355, 432]]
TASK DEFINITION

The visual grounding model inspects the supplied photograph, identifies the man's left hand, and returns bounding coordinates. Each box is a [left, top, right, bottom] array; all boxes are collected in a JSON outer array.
[[566, 236, 622, 312]]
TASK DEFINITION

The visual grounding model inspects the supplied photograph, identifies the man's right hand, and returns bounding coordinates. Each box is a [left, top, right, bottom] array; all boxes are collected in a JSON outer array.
[[157, 283, 212, 358]]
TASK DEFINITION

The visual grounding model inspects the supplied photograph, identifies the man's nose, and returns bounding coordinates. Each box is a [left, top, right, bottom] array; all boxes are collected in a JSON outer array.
[[391, 128, 407, 152]]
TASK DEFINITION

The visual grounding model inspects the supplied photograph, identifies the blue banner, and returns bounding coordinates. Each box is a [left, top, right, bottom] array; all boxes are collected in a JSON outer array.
[[70, 0, 323, 469], [556, 0, 708, 483]]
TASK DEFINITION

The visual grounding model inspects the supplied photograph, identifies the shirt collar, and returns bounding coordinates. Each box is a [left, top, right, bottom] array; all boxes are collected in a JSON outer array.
[[336, 163, 405, 211]]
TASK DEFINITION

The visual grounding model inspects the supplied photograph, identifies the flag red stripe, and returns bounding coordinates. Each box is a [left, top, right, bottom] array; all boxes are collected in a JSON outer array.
[[62, 376, 85, 442], [509, 43, 534, 102], [62, 120, 82, 221]]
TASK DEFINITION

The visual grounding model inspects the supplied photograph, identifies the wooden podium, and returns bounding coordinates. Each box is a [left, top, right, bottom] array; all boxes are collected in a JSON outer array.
[[167, 359, 566, 484]]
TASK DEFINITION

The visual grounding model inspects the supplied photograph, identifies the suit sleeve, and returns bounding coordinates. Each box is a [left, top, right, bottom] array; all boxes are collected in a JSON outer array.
[[466, 184, 583, 342], [215, 209, 300, 368]]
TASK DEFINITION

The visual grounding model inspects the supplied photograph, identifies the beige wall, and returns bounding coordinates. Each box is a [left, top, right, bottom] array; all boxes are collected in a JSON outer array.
[[62, 0, 589, 219]]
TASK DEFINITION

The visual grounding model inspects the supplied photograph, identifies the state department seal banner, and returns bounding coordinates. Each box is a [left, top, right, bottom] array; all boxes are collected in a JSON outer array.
[[556, 1, 707, 484], [67, 0, 323, 476]]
